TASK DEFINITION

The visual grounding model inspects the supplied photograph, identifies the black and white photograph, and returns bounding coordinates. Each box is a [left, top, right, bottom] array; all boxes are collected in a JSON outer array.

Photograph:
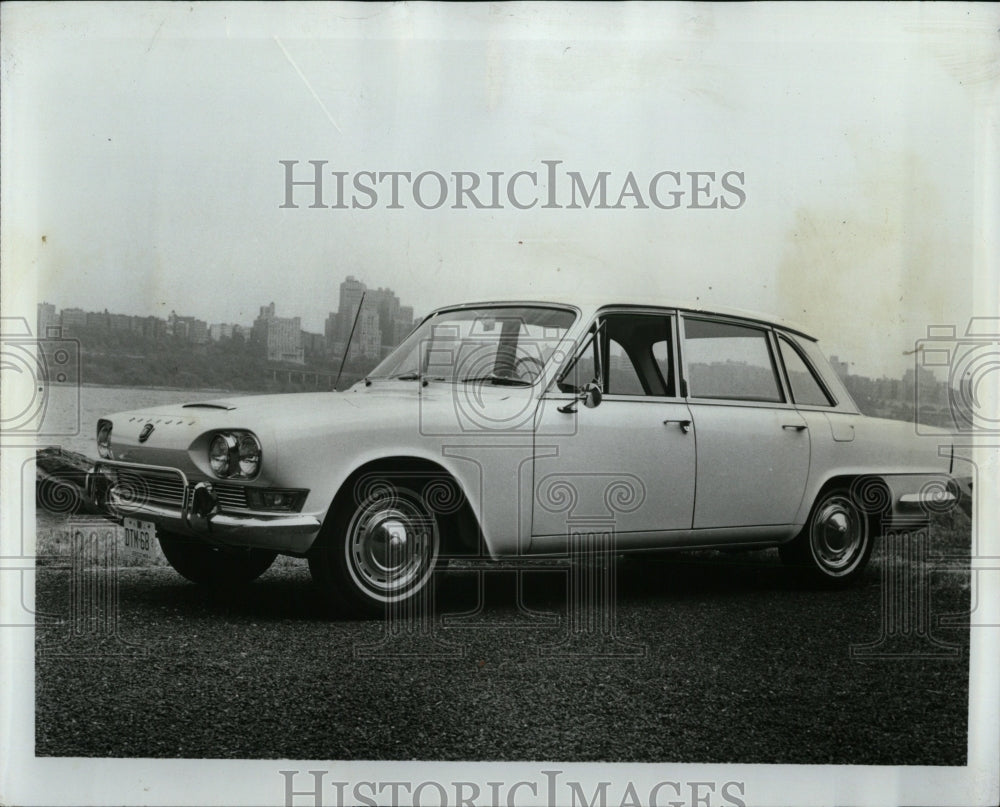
[[1, 3, 998, 806]]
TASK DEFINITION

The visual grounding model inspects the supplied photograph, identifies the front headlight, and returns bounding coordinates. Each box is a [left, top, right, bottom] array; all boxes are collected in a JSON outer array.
[[209, 434, 235, 476], [237, 433, 261, 478], [97, 420, 113, 459], [208, 431, 261, 479]]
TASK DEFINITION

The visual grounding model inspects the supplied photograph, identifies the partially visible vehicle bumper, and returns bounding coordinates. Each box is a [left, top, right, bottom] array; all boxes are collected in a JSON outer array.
[[880, 472, 963, 530], [85, 459, 323, 554]]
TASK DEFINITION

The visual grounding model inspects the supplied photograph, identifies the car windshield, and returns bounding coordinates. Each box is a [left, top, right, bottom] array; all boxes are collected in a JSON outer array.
[[368, 305, 576, 385]]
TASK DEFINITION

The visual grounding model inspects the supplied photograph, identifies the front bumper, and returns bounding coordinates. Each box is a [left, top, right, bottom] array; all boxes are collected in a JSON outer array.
[[85, 459, 323, 554]]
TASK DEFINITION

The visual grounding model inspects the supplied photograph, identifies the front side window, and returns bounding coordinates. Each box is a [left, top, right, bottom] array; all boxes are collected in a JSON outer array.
[[558, 312, 675, 397], [682, 318, 783, 402], [778, 335, 833, 406], [370, 306, 575, 385]]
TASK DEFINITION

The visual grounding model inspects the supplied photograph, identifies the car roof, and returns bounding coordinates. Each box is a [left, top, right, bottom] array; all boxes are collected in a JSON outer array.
[[430, 294, 817, 341]]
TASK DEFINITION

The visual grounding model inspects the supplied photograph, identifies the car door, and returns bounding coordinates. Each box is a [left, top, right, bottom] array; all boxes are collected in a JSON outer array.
[[679, 314, 810, 531], [531, 310, 696, 546]]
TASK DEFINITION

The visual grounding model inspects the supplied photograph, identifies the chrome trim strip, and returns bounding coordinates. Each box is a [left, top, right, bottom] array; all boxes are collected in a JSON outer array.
[[899, 492, 957, 504]]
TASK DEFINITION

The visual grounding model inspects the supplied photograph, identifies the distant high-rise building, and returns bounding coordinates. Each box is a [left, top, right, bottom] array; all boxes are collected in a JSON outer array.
[[324, 311, 339, 345], [333, 275, 417, 356], [209, 323, 236, 341], [86, 310, 110, 330], [367, 286, 401, 348], [301, 330, 327, 358], [337, 276, 367, 341], [350, 307, 381, 360], [37, 302, 57, 337], [252, 302, 304, 364], [59, 308, 87, 333], [141, 316, 167, 340], [336, 276, 382, 360], [168, 311, 209, 343], [393, 305, 415, 345]]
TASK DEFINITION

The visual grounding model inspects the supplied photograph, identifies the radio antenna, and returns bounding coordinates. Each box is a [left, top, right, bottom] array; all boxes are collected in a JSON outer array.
[[334, 291, 366, 390]]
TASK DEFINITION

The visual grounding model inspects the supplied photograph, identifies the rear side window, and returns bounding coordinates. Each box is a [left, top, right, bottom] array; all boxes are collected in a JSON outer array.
[[682, 318, 784, 402], [778, 335, 833, 406]]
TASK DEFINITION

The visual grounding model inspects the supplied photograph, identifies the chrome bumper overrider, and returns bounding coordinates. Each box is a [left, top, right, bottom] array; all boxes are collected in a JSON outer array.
[[85, 459, 322, 554]]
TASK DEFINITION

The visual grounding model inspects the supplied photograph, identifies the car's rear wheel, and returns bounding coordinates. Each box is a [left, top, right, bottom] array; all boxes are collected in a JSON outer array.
[[158, 533, 277, 586], [309, 478, 441, 617], [779, 487, 873, 585]]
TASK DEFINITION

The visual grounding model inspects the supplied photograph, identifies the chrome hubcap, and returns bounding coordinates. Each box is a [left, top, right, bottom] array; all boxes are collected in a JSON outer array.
[[811, 495, 865, 575], [346, 493, 437, 600]]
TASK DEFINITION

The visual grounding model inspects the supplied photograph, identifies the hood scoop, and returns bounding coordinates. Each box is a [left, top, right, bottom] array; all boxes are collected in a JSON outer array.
[[182, 401, 236, 411]]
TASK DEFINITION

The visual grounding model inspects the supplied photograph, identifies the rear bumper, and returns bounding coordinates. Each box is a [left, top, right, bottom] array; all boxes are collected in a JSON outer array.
[[881, 473, 963, 530], [85, 459, 323, 554]]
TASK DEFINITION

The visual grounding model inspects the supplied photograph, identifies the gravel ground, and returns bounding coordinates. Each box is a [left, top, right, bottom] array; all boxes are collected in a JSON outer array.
[[35, 538, 970, 764]]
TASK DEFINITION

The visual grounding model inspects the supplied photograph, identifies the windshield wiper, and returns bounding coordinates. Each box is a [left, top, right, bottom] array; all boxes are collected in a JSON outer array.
[[461, 373, 531, 386]]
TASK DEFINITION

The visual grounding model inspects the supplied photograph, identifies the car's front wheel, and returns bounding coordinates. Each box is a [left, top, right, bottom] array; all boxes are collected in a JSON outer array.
[[309, 478, 441, 617], [158, 533, 277, 586], [779, 487, 874, 585]]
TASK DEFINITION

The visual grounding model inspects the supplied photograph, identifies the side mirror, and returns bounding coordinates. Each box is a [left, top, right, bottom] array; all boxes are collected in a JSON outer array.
[[558, 381, 603, 413]]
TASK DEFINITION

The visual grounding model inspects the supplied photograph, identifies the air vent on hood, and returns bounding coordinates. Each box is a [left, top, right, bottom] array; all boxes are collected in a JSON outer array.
[[182, 402, 236, 410]]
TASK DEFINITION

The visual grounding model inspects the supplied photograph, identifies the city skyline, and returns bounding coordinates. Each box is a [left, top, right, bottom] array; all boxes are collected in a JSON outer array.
[[38, 274, 418, 336], [37, 272, 419, 368], [37, 295, 954, 391]]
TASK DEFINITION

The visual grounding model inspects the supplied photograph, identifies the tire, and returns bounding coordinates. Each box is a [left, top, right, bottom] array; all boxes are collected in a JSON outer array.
[[779, 487, 874, 586], [158, 533, 276, 586], [308, 477, 441, 617]]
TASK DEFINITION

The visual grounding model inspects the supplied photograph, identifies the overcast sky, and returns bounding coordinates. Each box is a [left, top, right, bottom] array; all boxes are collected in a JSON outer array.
[[3, 2, 998, 377]]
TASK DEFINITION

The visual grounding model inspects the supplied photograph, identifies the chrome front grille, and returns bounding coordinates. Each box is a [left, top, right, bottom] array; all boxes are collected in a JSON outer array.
[[112, 469, 248, 511], [116, 469, 185, 508], [214, 483, 249, 510]]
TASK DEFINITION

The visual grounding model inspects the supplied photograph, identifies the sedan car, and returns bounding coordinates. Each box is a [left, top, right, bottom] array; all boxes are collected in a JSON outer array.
[[85, 298, 961, 615]]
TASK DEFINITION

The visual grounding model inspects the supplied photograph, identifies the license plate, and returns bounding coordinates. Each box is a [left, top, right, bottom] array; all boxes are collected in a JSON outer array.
[[122, 517, 156, 557]]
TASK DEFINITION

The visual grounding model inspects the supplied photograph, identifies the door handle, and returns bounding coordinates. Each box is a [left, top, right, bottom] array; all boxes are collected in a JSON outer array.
[[664, 419, 692, 433], [782, 424, 807, 431]]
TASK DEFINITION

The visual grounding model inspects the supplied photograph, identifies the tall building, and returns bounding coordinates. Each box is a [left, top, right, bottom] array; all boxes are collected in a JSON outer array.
[[393, 305, 416, 344], [336, 276, 367, 340], [209, 323, 235, 341], [37, 302, 57, 337], [334, 276, 417, 358], [324, 311, 339, 346], [59, 308, 87, 333], [141, 316, 167, 340], [252, 302, 304, 364], [168, 311, 209, 343], [336, 276, 381, 360], [86, 311, 110, 330], [301, 330, 327, 358], [354, 308, 381, 360], [109, 314, 132, 331]]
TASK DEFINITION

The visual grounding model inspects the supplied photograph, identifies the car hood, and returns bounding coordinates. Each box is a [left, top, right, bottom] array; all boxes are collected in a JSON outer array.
[[108, 383, 529, 423], [102, 384, 538, 473]]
